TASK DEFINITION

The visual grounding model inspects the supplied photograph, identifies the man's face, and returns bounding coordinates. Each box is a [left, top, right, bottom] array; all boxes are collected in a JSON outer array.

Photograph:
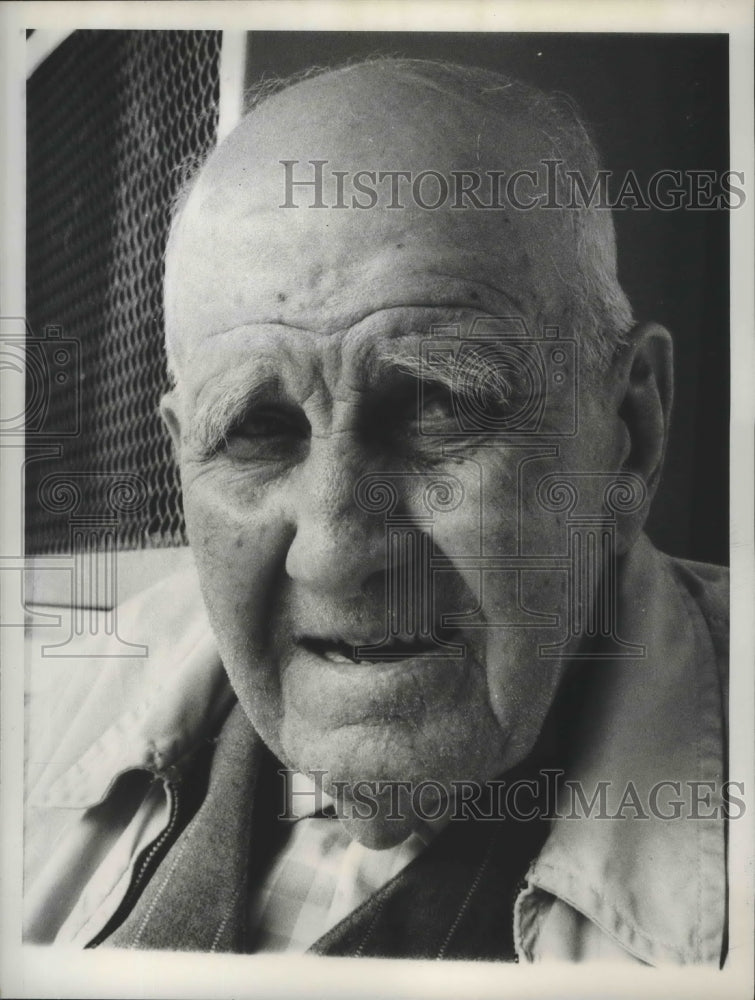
[[164, 68, 626, 843]]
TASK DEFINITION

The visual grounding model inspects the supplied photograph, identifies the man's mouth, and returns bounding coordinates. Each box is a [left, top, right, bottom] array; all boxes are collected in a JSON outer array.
[[298, 631, 464, 665], [285, 627, 474, 726]]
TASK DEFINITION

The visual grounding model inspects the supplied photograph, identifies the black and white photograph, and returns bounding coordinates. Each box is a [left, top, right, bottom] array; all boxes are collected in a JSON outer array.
[[1, 2, 753, 998]]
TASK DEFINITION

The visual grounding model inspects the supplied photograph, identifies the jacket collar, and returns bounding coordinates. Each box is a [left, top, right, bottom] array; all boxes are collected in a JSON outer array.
[[30, 578, 233, 810], [517, 534, 726, 964]]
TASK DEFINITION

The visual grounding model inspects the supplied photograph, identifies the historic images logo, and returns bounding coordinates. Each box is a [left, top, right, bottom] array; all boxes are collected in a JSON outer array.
[[281, 159, 745, 211]]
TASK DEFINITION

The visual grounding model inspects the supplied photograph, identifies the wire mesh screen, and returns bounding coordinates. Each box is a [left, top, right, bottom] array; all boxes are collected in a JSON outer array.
[[26, 29, 221, 553]]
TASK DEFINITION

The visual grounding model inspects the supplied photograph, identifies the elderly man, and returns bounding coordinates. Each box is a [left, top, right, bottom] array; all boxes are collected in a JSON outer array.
[[24, 58, 728, 964]]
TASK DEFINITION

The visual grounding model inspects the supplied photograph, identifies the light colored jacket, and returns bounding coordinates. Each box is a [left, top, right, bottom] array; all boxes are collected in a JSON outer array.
[[24, 534, 729, 963]]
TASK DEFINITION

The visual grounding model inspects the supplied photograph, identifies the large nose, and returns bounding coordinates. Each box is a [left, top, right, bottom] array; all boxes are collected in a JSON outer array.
[[284, 436, 387, 598]]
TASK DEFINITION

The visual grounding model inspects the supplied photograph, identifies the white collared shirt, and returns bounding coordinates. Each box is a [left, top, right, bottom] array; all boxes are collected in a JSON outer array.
[[248, 774, 441, 952]]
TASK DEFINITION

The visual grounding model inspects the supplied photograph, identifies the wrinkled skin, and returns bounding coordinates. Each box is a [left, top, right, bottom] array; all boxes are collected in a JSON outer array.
[[162, 64, 671, 847]]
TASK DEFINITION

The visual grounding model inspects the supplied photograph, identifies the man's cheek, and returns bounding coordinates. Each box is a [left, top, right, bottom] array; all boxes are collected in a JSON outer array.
[[181, 475, 288, 639], [428, 457, 514, 602], [180, 478, 293, 748]]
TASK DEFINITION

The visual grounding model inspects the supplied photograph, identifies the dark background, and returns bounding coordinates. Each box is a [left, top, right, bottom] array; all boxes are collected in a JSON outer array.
[[244, 32, 730, 565]]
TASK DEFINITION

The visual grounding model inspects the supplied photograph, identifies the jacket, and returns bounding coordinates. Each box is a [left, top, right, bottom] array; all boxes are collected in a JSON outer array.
[[23, 533, 729, 963]]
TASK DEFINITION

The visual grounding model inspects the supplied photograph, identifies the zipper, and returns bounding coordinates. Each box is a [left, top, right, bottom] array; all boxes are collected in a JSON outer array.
[[85, 779, 181, 948]]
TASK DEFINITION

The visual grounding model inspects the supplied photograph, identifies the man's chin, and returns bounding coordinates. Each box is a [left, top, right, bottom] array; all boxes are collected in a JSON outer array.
[[330, 782, 445, 849]]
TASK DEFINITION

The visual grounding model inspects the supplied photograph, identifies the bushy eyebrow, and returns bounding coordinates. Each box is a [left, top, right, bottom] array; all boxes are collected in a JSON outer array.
[[377, 343, 515, 407], [186, 368, 283, 455]]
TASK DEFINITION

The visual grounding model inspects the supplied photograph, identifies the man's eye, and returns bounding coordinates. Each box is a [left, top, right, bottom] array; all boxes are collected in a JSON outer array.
[[232, 411, 298, 437], [416, 391, 460, 430], [417, 386, 510, 432], [224, 408, 309, 460]]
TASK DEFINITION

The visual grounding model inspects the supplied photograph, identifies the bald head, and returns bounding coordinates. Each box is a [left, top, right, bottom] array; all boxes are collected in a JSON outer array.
[[164, 58, 633, 381]]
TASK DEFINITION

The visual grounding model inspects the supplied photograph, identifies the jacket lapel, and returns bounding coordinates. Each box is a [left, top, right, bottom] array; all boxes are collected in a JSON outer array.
[[105, 703, 264, 952]]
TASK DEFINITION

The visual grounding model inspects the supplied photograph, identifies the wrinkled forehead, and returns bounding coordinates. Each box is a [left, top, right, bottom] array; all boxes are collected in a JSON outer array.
[[166, 65, 579, 375]]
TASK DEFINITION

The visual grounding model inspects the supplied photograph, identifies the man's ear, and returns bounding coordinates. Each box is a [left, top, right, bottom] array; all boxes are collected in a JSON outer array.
[[160, 389, 183, 459], [613, 322, 674, 498]]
